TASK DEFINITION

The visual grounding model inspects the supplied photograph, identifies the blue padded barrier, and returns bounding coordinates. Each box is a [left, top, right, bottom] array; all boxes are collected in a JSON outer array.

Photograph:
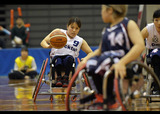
[[0, 46, 98, 76]]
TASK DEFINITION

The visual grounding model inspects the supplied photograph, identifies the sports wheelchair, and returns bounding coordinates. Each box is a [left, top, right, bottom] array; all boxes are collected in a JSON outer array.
[[140, 48, 160, 107], [32, 56, 91, 103], [65, 60, 160, 111]]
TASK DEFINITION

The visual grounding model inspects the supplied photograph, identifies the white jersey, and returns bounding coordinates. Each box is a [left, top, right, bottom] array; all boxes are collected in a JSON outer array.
[[146, 23, 160, 49], [50, 29, 83, 58]]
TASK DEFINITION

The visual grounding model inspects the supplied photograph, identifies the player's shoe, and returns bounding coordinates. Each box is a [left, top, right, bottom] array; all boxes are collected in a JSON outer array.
[[62, 75, 69, 88], [55, 76, 63, 87]]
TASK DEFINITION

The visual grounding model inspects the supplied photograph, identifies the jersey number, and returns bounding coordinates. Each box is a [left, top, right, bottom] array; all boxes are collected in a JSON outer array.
[[108, 32, 124, 46], [73, 41, 79, 47]]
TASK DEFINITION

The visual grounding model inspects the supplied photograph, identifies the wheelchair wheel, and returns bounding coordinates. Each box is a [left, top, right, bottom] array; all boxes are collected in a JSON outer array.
[[65, 64, 92, 111], [114, 61, 160, 111], [33, 58, 48, 102], [32, 59, 45, 99]]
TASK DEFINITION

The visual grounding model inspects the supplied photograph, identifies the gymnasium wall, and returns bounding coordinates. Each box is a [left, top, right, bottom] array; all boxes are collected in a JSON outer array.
[[0, 5, 140, 48]]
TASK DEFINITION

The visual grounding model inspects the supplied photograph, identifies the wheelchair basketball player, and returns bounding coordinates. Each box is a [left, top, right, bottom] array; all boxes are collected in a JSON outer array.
[[141, 9, 160, 95], [77, 5, 145, 110], [40, 17, 93, 87]]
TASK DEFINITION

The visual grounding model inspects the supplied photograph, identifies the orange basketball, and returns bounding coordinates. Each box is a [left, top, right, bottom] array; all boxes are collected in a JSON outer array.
[[49, 30, 67, 49]]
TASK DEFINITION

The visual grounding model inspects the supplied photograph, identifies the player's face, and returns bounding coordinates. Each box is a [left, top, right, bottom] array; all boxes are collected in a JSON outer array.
[[154, 18, 160, 32], [101, 5, 112, 23], [67, 22, 80, 38]]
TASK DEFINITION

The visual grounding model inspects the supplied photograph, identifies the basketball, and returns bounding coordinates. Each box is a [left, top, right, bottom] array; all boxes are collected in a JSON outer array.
[[49, 30, 67, 49]]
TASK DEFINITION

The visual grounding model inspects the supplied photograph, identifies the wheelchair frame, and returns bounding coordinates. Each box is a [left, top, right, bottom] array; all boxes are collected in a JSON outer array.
[[32, 57, 91, 104], [65, 59, 160, 111]]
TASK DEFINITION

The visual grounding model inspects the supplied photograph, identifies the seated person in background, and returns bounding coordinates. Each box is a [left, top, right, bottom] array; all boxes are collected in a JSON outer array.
[[8, 47, 37, 79], [11, 17, 27, 48], [40, 17, 93, 87]]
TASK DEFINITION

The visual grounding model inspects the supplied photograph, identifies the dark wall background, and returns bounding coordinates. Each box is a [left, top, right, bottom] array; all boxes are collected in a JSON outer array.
[[0, 5, 146, 48]]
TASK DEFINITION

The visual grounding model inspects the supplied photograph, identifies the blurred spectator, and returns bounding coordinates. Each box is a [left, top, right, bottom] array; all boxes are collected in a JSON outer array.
[[0, 26, 11, 49], [11, 17, 28, 48], [8, 47, 37, 80]]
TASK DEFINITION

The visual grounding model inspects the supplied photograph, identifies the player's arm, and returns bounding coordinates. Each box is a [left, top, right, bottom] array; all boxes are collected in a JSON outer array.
[[40, 28, 61, 48], [141, 27, 149, 39], [85, 41, 101, 61], [80, 39, 93, 60], [121, 20, 145, 64], [77, 41, 102, 69]]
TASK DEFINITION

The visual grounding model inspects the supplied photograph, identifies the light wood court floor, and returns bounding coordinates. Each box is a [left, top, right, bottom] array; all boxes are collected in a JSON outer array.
[[0, 76, 67, 111], [0, 76, 160, 111]]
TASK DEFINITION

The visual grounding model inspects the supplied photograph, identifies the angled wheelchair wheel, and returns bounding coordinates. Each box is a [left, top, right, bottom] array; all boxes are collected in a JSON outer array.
[[33, 58, 48, 102], [65, 63, 92, 111], [32, 59, 46, 99], [114, 61, 160, 111]]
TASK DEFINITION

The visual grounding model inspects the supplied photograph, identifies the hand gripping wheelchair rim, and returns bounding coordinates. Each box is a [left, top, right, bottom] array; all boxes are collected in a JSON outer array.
[[108, 61, 160, 111]]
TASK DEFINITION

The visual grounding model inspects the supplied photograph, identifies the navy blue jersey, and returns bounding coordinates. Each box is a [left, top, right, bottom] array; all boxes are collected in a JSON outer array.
[[101, 17, 133, 58]]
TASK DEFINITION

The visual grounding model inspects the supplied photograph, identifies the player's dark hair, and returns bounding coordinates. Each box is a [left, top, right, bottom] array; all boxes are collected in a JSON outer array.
[[153, 9, 160, 19], [67, 17, 81, 28]]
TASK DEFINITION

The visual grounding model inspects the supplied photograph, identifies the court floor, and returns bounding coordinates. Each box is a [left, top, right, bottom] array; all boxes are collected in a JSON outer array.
[[0, 76, 160, 111]]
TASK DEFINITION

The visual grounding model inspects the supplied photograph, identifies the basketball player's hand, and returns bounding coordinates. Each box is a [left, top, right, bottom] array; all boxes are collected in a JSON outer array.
[[45, 43, 52, 48], [81, 58, 84, 61], [47, 45, 52, 48], [110, 62, 126, 79]]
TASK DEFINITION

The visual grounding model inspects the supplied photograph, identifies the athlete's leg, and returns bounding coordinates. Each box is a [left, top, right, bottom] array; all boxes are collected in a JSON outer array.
[[53, 57, 63, 86], [62, 55, 74, 87], [63, 55, 74, 76]]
